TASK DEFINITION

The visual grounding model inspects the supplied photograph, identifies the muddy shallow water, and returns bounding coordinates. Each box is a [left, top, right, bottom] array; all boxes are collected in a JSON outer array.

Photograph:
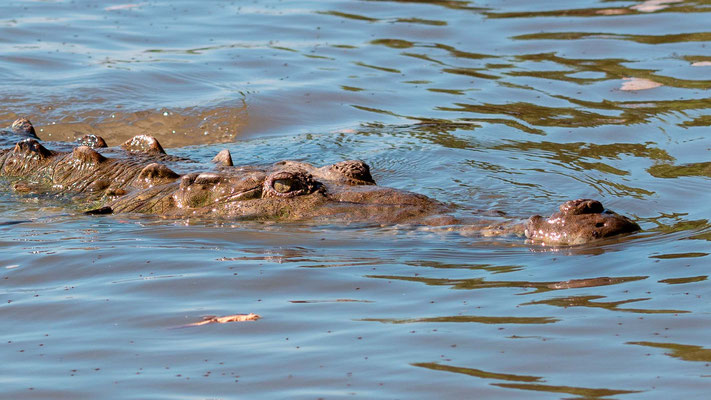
[[1, 0, 711, 399]]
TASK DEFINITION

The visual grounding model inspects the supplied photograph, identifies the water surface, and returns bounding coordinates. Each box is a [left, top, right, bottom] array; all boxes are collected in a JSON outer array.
[[1, 0, 711, 398]]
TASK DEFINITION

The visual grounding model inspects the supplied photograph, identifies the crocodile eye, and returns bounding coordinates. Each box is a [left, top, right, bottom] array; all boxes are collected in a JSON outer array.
[[273, 178, 295, 193], [264, 170, 319, 198]]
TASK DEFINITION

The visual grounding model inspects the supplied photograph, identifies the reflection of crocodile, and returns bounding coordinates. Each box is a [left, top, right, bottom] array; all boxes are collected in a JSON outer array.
[[0, 118, 640, 245]]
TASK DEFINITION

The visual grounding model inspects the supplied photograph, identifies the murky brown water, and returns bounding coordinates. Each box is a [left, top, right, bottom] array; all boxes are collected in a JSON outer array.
[[2, 0, 711, 398]]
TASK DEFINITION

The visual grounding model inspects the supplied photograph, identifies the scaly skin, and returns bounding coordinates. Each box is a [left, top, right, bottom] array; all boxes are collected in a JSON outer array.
[[0, 118, 640, 245], [524, 199, 640, 245]]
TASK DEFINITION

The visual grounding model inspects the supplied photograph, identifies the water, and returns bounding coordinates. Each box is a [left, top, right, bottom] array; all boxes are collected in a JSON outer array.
[[2, 0, 711, 398]]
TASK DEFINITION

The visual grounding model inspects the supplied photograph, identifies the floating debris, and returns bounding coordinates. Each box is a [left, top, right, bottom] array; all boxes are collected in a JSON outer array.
[[620, 77, 663, 91], [631, 0, 683, 13], [105, 4, 142, 11], [184, 313, 261, 327]]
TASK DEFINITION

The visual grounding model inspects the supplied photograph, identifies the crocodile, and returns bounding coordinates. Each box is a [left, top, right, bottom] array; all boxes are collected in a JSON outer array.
[[0, 118, 640, 245]]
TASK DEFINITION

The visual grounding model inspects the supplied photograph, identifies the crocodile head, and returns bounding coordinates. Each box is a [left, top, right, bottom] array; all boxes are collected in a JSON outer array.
[[524, 199, 640, 245], [108, 159, 443, 224]]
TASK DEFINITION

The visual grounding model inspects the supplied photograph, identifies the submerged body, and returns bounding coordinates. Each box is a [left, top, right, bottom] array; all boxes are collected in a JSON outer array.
[[0, 118, 640, 245]]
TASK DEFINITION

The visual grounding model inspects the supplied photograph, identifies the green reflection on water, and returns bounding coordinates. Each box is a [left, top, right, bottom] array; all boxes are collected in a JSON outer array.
[[426, 87, 466, 95], [510, 52, 711, 90], [658, 275, 707, 284], [442, 68, 500, 80], [558, 96, 711, 126], [487, 141, 668, 196], [371, 39, 414, 49], [689, 231, 711, 241], [356, 120, 480, 149], [444, 93, 711, 129], [403, 52, 447, 66], [486, 2, 708, 19], [680, 115, 711, 127], [650, 252, 708, 259], [303, 54, 334, 60], [461, 117, 544, 135], [492, 382, 641, 399], [513, 31, 711, 46], [628, 341, 711, 362], [684, 55, 711, 64], [577, 162, 629, 176], [144, 43, 255, 55], [365, 274, 647, 293], [522, 295, 689, 314], [645, 218, 709, 234], [640, 217, 711, 240], [354, 61, 401, 74], [492, 141, 673, 162], [363, 315, 559, 324], [270, 45, 298, 53], [430, 43, 492, 60], [439, 102, 626, 127], [363, 0, 485, 12], [414, 362, 641, 398], [486, 7, 635, 19], [405, 260, 524, 274], [341, 85, 365, 92], [318, 10, 378, 22], [395, 17, 447, 26], [648, 162, 711, 178], [413, 362, 543, 382]]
